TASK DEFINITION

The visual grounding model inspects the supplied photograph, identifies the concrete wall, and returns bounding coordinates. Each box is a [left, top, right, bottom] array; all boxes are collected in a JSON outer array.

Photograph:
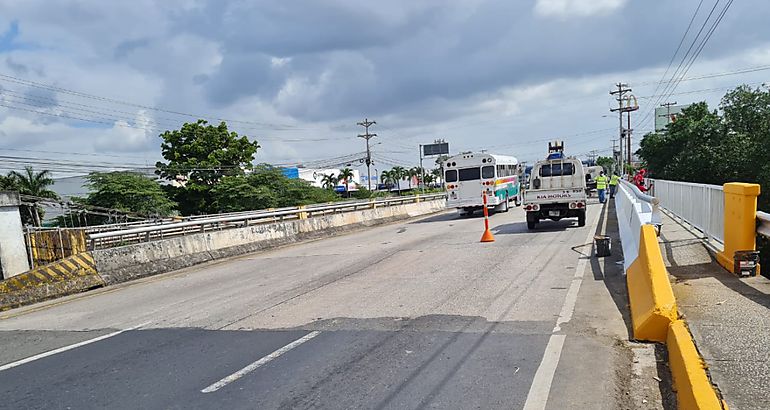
[[0, 191, 30, 278], [93, 199, 445, 285]]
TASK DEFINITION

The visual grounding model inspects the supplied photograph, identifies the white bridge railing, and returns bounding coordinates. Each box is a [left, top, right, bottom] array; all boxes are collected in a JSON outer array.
[[615, 179, 661, 271], [88, 193, 446, 250], [648, 179, 724, 247]]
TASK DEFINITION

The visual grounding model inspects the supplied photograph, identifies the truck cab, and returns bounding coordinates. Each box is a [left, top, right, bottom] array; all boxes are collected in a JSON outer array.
[[523, 142, 587, 230]]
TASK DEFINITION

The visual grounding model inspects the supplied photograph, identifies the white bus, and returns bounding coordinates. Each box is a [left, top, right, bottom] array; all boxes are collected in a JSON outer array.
[[444, 152, 521, 216]]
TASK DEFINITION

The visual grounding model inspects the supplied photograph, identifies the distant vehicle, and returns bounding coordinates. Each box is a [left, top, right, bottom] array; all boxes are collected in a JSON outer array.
[[523, 142, 587, 229], [444, 152, 521, 216]]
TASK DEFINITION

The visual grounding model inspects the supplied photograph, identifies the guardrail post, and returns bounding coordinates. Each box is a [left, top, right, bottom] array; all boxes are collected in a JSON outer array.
[[415, 194, 421, 203], [298, 205, 308, 220], [717, 182, 761, 275], [370, 199, 377, 209]]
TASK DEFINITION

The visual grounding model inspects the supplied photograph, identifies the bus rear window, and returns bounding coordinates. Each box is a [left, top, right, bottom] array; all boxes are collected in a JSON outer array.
[[445, 169, 458, 182], [458, 167, 481, 181], [539, 163, 575, 177], [481, 166, 495, 179]]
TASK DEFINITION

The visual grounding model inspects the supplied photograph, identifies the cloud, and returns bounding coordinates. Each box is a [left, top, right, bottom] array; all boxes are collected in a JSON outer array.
[[1, 0, 769, 175], [533, 0, 628, 18]]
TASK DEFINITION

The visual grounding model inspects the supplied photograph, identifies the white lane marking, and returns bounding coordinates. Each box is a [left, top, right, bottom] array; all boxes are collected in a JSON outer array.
[[201, 331, 321, 393], [0, 322, 150, 372], [522, 334, 566, 410], [523, 204, 606, 409]]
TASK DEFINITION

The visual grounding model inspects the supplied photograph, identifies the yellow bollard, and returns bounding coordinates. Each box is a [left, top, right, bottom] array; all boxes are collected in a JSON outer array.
[[717, 182, 761, 275]]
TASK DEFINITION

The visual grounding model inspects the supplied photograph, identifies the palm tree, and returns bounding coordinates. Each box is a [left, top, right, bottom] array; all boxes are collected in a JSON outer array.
[[380, 170, 394, 191], [10, 166, 58, 198], [338, 168, 355, 195], [9, 166, 59, 226], [431, 168, 443, 188], [391, 166, 406, 195], [321, 173, 339, 190]]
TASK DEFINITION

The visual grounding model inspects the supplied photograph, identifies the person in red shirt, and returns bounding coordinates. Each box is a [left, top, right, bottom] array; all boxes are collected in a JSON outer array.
[[633, 169, 648, 192]]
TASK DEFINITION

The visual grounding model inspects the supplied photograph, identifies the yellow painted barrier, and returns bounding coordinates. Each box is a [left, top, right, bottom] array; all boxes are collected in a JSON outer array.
[[716, 183, 761, 275], [626, 224, 678, 342], [667, 320, 725, 410], [0, 252, 104, 310]]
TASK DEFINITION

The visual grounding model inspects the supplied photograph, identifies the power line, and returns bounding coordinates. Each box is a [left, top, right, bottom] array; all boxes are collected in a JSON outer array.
[[0, 72, 303, 130], [637, 0, 731, 129]]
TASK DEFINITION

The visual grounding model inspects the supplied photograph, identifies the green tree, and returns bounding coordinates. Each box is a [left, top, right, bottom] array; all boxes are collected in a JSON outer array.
[[380, 170, 395, 191], [0, 173, 19, 190], [212, 165, 339, 212], [635, 85, 770, 274], [321, 173, 339, 190], [82, 172, 177, 217], [338, 168, 355, 194], [155, 120, 260, 215], [391, 166, 406, 195], [596, 156, 615, 173], [9, 166, 59, 226]]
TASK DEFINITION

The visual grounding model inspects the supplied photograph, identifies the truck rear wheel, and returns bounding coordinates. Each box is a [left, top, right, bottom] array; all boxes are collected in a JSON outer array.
[[578, 210, 586, 227], [526, 213, 537, 230]]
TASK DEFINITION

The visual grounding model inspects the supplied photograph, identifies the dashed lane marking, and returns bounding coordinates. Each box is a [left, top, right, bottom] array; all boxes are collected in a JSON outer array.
[[201, 331, 321, 393], [0, 322, 150, 372]]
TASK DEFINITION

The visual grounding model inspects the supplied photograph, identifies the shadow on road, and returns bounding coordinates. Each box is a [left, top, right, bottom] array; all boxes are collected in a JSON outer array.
[[661, 236, 770, 310], [492, 220, 572, 235]]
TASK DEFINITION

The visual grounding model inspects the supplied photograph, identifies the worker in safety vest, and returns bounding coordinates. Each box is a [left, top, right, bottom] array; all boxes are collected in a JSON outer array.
[[595, 171, 609, 204], [609, 172, 620, 199]]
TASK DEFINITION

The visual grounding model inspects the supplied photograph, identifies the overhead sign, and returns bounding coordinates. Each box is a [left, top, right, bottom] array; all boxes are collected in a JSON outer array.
[[423, 142, 449, 156]]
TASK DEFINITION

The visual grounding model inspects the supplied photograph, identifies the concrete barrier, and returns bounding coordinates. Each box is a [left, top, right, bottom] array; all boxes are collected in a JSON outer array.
[[0, 252, 104, 310], [626, 224, 678, 342], [93, 199, 445, 285], [667, 320, 725, 409]]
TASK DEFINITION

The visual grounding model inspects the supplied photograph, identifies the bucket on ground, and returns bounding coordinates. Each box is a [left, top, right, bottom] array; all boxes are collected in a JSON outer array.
[[733, 250, 759, 277], [594, 235, 611, 257]]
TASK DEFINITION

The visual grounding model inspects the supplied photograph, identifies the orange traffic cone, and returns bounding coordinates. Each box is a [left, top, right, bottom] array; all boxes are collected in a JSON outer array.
[[480, 192, 495, 243]]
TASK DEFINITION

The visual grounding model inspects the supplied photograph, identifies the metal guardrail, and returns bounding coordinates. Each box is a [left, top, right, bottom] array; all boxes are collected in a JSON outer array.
[[757, 211, 770, 239], [88, 193, 446, 250], [649, 179, 724, 246]]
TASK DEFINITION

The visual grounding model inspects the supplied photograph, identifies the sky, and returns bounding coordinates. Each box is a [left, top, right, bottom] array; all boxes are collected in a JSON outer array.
[[1, 0, 769, 179]]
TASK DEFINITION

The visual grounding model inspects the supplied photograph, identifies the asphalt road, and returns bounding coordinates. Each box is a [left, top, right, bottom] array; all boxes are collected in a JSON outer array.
[[0, 202, 664, 409]]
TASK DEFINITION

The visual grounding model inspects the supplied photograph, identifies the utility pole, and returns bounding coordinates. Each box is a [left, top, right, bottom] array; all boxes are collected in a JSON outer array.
[[610, 83, 637, 174], [659, 101, 677, 128], [587, 150, 598, 165], [627, 109, 632, 168], [357, 118, 376, 190], [418, 144, 424, 193], [611, 139, 618, 173]]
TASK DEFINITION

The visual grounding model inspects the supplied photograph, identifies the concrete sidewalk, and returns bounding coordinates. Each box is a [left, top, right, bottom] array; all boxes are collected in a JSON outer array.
[[658, 212, 770, 410]]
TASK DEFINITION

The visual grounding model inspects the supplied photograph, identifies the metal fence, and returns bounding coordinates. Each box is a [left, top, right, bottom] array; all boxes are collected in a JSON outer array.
[[88, 193, 446, 250], [648, 179, 724, 246]]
